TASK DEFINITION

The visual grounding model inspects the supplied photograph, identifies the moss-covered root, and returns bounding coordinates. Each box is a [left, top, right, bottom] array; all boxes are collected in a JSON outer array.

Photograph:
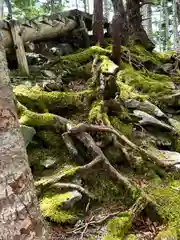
[[14, 85, 92, 113], [88, 100, 110, 125], [17, 101, 68, 131], [155, 227, 177, 240], [102, 212, 132, 240], [129, 195, 150, 220], [62, 46, 111, 65]]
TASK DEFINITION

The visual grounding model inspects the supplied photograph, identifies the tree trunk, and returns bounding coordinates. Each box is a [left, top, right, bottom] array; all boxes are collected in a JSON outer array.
[[142, 3, 152, 41], [112, 12, 121, 65], [111, 0, 128, 45], [162, 0, 169, 51], [104, 0, 110, 20], [1, 16, 77, 48], [0, 42, 49, 239], [126, 0, 155, 50], [177, 0, 180, 25], [173, 0, 179, 51], [93, 0, 105, 46]]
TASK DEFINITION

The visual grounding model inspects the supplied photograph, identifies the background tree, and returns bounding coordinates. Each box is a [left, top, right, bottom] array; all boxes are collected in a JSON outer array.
[[93, 0, 104, 46]]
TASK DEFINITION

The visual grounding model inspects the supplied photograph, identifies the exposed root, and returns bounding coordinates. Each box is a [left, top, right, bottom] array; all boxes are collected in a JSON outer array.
[[53, 183, 93, 199], [68, 123, 176, 168]]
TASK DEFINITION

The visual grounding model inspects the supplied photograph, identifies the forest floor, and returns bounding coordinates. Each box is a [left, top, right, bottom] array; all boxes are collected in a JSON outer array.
[[11, 42, 180, 240]]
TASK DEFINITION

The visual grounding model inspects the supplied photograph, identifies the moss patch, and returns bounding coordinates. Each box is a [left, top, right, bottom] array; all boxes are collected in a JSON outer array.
[[117, 65, 172, 101], [40, 192, 77, 223], [36, 130, 64, 148], [155, 227, 177, 240], [147, 180, 180, 236], [103, 212, 132, 240], [110, 116, 133, 138]]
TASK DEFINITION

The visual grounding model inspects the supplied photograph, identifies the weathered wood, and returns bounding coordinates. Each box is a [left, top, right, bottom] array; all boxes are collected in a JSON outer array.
[[9, 20, 29, 75], [1, 15, 77, 48]]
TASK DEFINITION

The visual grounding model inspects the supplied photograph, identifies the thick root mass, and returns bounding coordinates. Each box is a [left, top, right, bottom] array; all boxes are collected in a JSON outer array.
[[14, 44, 180, 239]]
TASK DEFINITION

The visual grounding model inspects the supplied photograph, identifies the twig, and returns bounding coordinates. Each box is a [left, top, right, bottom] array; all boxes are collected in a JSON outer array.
[[67, 211, 120, 234], [80, 216, 95, 240]]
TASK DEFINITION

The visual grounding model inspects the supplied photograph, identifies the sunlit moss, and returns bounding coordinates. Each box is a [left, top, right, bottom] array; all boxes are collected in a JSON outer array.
[[62, 46, 110, 64], [117, 64, 172, 100], [40, 192, 77, 223], [14, 85, 91, 113]]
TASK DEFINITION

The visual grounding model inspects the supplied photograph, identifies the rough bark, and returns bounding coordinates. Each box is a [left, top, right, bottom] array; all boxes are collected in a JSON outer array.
[[1, 16, 77, 48], [112, 12, 121, 65], [111, 0, 128, 45], [126, 0, 155, 50], [0, 42, 49, 239], [93, 0, 105, 46]]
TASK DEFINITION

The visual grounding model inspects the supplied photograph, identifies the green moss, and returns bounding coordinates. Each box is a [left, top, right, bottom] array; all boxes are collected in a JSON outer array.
[[126, 234, 137, 240], [103, 212, 132, 240], [128, 45, 162, 65], [100, 55, 119, 74], [35, 165, 79, 188], [36, 130, 64, 148], [117, 65, 172, 100], [110, 117, 133, 138], [19, 107, 55, 128], [88, 100, 111, 125], [155, 227, 177, 240], [14, 85, 91, 113], [147, 180, 180, 236], [40, 192, 77, 223], [157, 50, 176, 63], [62, 46, 110, 65]]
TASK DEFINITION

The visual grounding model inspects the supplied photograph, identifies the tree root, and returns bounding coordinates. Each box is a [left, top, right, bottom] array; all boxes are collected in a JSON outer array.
[[53, 183, 93, 199], [68, 123, 176, 168]]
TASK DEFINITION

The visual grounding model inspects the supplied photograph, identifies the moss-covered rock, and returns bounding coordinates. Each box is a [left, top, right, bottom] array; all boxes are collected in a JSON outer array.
[[100, 55, 119, 74], [40, 191, 79, 223]]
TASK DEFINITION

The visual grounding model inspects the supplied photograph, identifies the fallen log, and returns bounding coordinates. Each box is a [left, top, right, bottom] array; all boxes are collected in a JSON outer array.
[[1, 14, 78, 48]]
